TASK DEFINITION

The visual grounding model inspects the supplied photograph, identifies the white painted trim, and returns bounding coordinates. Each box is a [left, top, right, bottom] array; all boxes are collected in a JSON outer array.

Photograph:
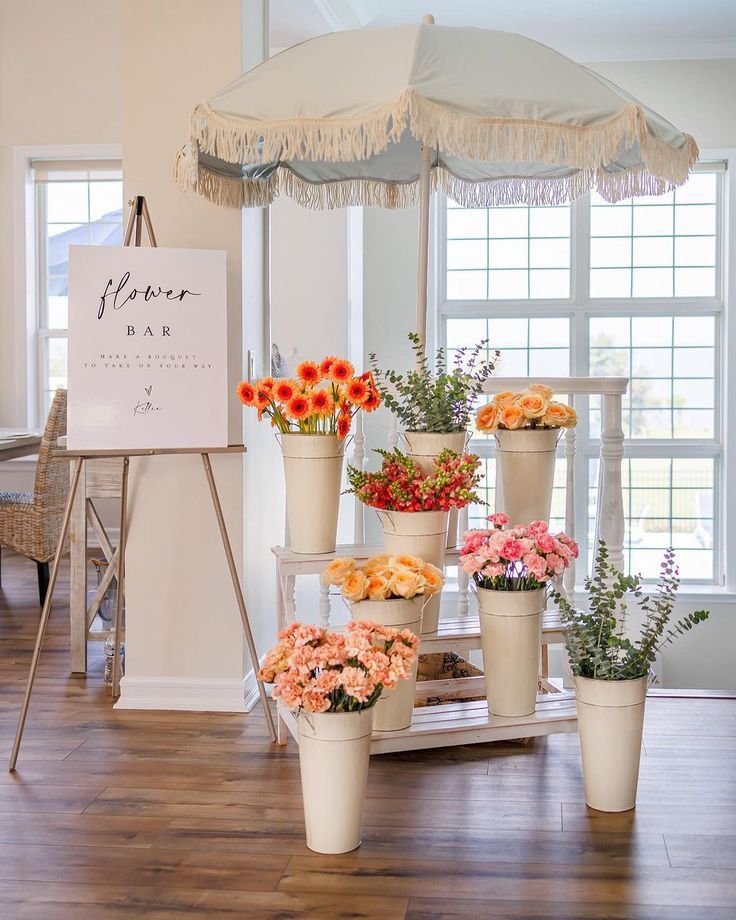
[[115, 675, 250, 712]]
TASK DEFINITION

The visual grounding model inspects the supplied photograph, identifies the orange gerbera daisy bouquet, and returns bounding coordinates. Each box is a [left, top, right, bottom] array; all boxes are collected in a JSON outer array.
[[236, 356, 381, 439]]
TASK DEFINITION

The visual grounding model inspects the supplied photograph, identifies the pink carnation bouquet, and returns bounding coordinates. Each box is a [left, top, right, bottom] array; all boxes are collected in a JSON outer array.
[[257, 621, 419, 714], [459, 512, 579, 591]]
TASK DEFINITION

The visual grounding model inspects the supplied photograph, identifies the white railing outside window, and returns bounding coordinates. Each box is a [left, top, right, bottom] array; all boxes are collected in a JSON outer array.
[[438, 163, 728, 587]]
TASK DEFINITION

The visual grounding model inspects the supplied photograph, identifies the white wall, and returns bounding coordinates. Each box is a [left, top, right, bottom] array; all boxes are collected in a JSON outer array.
[[0, 0, 124, 428], [116, 0, 249, 711]]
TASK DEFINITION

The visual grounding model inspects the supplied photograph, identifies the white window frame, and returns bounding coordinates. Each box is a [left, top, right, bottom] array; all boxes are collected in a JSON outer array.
[[434, 153, 734, 594], [13, 144, 122, 428]]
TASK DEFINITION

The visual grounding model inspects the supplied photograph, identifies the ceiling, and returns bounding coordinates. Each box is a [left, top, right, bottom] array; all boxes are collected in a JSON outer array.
[[270, 0, 736, 61]]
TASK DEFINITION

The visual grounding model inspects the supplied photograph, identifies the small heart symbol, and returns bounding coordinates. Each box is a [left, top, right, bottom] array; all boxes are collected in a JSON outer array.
[[144, 386, 152, 396]]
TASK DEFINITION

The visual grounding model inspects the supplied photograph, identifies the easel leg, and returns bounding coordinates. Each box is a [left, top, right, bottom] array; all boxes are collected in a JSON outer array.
[[201, 453, 277, 743], [111, 457, 130, 700], [276, 576, 289, 746], [9, 458, 84, 772]]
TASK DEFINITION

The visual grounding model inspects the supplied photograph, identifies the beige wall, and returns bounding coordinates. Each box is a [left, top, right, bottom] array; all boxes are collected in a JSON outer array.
[[0, 0, 123, 427], [117, 0, 248, 709]]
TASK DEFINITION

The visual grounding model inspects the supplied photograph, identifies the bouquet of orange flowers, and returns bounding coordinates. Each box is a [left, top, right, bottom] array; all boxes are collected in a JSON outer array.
[[321, 554, 445, 603], [236, 356, 381, 439], [476, 384, 577, 432]]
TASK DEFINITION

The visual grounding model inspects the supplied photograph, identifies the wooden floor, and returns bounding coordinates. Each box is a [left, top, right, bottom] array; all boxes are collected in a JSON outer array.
[[0, 549, 735, 919]]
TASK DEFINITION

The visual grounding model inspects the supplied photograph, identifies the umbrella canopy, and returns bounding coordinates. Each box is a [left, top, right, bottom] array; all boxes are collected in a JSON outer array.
[[175, 22, 697, 211]]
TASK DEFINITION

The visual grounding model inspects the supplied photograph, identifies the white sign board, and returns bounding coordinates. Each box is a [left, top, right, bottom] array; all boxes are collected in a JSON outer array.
[[67, 246, 228, 450]]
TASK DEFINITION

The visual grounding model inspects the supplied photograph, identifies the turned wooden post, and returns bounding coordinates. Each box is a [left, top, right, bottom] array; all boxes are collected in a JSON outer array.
[[598, 391, 626, 575]]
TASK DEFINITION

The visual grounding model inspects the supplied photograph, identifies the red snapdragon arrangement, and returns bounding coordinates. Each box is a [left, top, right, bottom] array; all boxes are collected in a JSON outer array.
[[257, 621, 419, 714], [346, 447, 482, 512], [460, 512, 579, 591]]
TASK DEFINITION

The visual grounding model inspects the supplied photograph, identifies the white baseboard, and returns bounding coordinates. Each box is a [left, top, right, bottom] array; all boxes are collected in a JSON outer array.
[[114, 674, 254, 712]]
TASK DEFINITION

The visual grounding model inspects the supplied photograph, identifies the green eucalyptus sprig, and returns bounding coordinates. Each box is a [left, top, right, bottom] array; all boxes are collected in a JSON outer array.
[[553, 542, 708, 681], [370, 332, 498, 433]]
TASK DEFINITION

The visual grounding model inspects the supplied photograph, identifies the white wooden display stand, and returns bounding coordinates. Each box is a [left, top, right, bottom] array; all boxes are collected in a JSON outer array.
[[273, 376, 628, 753]]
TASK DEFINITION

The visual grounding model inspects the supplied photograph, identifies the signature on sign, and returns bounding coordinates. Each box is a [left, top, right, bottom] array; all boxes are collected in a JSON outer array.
[[132, 385, 161, 417]]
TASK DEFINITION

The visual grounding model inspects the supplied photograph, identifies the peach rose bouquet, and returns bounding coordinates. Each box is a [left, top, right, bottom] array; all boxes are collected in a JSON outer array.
[[236, 356, 381, 439], [321, 554, 445, 603], [460, 512, 578, 591], [258, 621, 419, 713], [476, 384, 577, 433]]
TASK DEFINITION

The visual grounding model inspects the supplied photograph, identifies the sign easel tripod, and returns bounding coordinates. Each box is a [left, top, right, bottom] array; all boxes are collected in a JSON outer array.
[[8, 196, 277, 771]]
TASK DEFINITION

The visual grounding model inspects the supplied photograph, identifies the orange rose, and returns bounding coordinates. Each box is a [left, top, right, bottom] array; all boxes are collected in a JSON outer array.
[[321, 557, 355, 586], [367, 574, 391, 601], [341, 570, 369, 603], [421, 563, 445, 596], [364, 554, 391, 575], [390, 569, 425, 599], [517, 391, 548, 419], [542, 401, 569, 428], [389, 554, 424, 572], [529, 383, 554, 400], [499, 405, 525, 430], [561, 405, 578, 428], [494, 391, 517, 409], [476, 402, 498, 432]]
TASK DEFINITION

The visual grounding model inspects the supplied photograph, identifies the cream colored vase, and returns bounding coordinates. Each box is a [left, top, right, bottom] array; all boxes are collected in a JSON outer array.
[[476, 586, 545, 717], [494, 428, 561, 525], [377, 509, 449, 634], [297, 707, 374, 853], [402, 431, 469, 548], [575, 675, 648, 813], [350, 596, 423, 732], [281, 433, 344, 554]]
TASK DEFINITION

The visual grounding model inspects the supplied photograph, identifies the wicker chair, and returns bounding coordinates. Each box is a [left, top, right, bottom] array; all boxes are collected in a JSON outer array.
[[0, 389, 68, 605]]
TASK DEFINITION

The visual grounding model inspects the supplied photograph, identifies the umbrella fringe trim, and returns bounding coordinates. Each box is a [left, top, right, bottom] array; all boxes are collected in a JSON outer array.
[[175, 148, 695, 211], [188, 91, 697, 185]]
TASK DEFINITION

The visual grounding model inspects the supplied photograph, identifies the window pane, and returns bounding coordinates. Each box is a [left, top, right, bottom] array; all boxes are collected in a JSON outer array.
[[46, 182, 89, 223], [89, 180, 123, 221], [588, 457, 714, 580], [589, 171, 719, 299], [588, 315, 717, 440], [446, 199, 570, 300]]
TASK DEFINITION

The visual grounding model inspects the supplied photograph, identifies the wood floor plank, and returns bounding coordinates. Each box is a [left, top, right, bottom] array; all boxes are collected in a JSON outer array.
[[406, 897, 736, 919], [664, 834, 736, 869]]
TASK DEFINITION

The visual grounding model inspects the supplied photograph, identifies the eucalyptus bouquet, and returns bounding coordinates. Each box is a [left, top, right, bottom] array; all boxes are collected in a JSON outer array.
[[553, 542, 708, 681], [370, 332, 498, 433]]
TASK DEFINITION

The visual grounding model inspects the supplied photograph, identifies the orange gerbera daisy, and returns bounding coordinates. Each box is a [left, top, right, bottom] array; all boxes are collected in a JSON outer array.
[[319, 356, 337, 377], [296, 361, 321, 385], [254, 385, 272, 408], [259, 376, 275, 394], [337, 413, 352, 439], [344, 377, 369, 404], [310, 389, 334, 415], [361, 389, 380, 412], [328, 358, 354, 382], [236, 381, 255, 406], [286, 395, 311, 420], [274, 378, 299, 402]]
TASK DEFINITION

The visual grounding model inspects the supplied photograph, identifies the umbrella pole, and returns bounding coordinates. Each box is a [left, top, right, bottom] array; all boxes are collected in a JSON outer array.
[[415, 144, 432, 359]]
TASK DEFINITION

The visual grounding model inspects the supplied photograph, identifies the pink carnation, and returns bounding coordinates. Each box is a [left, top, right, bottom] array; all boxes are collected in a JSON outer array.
[[546, 552, 565, 575], [339, 666, 376, 703], [302, 689, 331, 713], [527, 520, 549, 538], [501, 538, 523, 562], [536, 533, 556, 553], [483, 562, 505, 578], [487, 512, 509, 528], [523, 553, 547, 580]]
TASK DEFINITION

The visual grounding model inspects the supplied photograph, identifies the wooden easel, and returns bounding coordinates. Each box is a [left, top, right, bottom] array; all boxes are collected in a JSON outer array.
[[9, 197, 276, 771]]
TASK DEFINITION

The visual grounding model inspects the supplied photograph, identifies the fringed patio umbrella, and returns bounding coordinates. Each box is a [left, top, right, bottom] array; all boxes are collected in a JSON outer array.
[[174, 15, 697, 342]]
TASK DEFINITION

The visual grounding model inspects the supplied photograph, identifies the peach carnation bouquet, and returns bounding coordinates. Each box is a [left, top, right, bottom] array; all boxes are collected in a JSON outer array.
[[258, 621, 419, 713], [236, 356, 381, 439], [460, 512, 579, 591], [476, 384, 577, 433], [321, 554, 445, 603]]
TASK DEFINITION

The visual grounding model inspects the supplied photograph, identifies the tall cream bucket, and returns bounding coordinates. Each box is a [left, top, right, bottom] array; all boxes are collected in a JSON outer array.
[[494, 428, 560, 526], [402, 430, 470, 548], [350, 596, 424, 732], [297, 707, 374, 853], [280, 433, 344, 554], [377, 509, 449, 634], [476, 586, 545, 717], [575, 675, 648, 812]]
